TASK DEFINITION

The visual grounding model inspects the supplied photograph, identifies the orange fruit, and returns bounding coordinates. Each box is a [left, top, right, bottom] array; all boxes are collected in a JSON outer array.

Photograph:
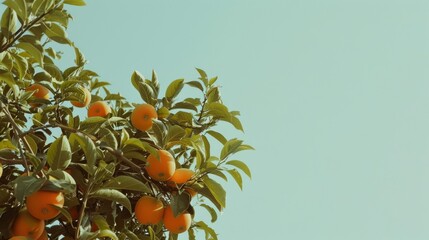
[[145, 150, 176, 181], [11, 210, 44, 239], [88, 101, 111, 117], [71, 87, 91, 108], [169, 168, 194, 185], [36, 230, 48, 240], [26, 84, 49, 100], [184, 187, 197, 198], [9, 237, 33, 240], [26, 190, 65, 220], [163, 205, 192, 234], [131, 104, 157, 131], [134, 196, 164, 225]]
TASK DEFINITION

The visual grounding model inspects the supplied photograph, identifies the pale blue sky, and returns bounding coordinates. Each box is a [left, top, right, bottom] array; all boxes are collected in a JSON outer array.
[[63, 0, 429, 239]]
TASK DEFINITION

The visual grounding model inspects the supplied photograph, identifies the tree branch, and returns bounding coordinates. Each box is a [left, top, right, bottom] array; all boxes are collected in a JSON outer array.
[[0, 7, 56, 52]]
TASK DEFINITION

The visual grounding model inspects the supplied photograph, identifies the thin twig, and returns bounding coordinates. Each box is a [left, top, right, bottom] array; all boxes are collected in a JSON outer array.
[[0, 8, 56, 52]]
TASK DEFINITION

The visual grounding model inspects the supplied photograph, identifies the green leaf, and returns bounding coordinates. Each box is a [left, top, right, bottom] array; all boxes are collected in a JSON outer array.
[[171, 192, 191, 217], [200, 204, 218, 223], [131, 71, 155, 104], [120, 129, 130, 147], [188, 228, 196, 240], [220, 138, 243, 160], [47, 135, 72, 170], [1, 8, 16, 37], [74, 46, 86, 66], [0, 71, 15, 89], [206, 130, 227, 144], [43, 23, 70, 44], [209, 169, 228, 181], [226, 160, 251, 179], [64, 0, 87, 6], [205, 102, 230, 119], [44, 63, 63, 81], [227, 169, 243, 190], [202, 176, 226, 209], [99, 128, 118, 149], [92, 215, 110, 230], [209, 76, 218, 86], [102, 176, 151, 193], [52, 204, 73, 223], [195, 221, 218, 240], [206, 87, 220, 103], [165, 79, 184, 100], [186, 81, 204, 92], [171, 101, 198, 112], [123, 138, 158, 158], [94, 230, 119, 240], [226, 115, 244, 131], [3, 0, 27, 21], [44, 9, 70, 27], [195, 68, 207, 79], [91, 189, 132, 212], [10, 176, 45, 204], [69, 133, 96, 174], [170, 111, 193, 125], [10, 52, 28, 80], [165, 125, 185, 143], [31, 0, 47, 15], [16, 42, 44, 66], [81, 116, 106, 128], [122, 230, 140, 240]]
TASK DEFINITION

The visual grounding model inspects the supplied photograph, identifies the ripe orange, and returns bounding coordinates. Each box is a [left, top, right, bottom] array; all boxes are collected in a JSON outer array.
[[71, 87, 91, 108], [11, 210, 44, 239], [88, 101, 111, 117], [131, 104, 157, 131], [9, 237, 33, 240], [184, 187, 197, 198], [169, 168, 194, 185], [36, 230, 48, 240], [26, 190, 65, 220], [134, 196, 164, 225], [26, 84, 49, 100], [163, 205, 192, 234], [145, 150, 176, 181]]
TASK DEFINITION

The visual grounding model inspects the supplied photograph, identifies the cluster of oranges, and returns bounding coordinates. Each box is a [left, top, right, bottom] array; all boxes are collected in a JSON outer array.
[[10, 190, 64, 239], [24, 85, 197, 235], [130, 104, 196, 234], [135, 149, 196, 234]]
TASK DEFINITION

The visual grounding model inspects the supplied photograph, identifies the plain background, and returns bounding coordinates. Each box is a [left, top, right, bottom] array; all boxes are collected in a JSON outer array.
[[40, 0, 429, 239]]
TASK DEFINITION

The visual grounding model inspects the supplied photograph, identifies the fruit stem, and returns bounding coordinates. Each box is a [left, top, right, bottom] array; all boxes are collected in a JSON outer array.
[[75, 180, 92, 239]]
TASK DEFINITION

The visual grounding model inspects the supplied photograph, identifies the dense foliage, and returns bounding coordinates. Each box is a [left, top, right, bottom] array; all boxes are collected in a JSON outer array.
[[0, 0, 252, 239]]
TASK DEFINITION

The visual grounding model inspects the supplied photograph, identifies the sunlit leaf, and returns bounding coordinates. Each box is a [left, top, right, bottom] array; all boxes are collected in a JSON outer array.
[[90, 189, 132, 212], [102, 176, 151, 193], [165, 79, 184, 100], [47, 135, 72, 170], [202, 176, 226, 209], [64, 0, 87, 6], [226, 160, 251, 179]]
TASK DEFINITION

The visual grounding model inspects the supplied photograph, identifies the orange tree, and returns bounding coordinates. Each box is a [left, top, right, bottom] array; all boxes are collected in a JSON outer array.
[[0, 0, 253, 239]]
